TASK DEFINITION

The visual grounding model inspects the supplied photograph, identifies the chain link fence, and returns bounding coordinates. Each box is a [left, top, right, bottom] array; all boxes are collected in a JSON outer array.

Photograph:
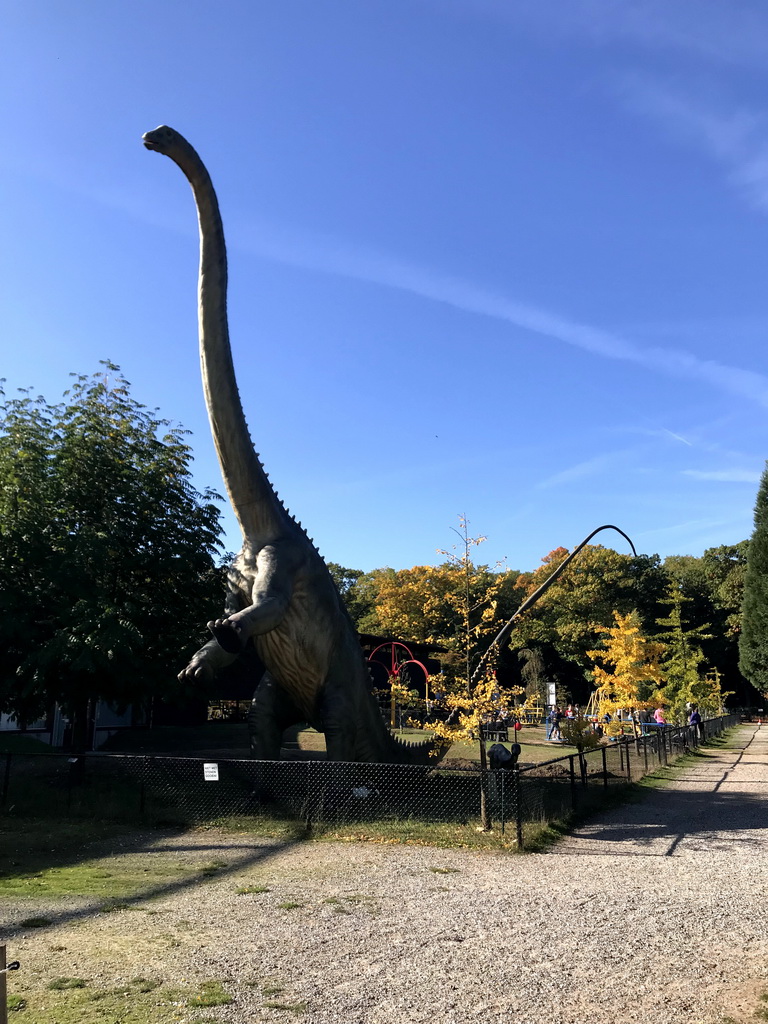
[[0, 715, 738, 844]]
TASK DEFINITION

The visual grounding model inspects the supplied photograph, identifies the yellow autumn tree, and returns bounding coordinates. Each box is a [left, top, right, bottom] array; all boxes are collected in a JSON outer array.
[[423, 672, 524, 749], [364, 517, 513, 688], [587, 610, 666, 723]]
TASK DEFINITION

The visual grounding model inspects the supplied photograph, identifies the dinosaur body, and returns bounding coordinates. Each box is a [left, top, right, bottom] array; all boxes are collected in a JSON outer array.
[[143, 126, 442, 764]]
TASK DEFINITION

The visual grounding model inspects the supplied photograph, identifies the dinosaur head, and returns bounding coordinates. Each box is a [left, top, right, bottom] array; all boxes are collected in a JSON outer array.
[[142, 125, 193, 158]]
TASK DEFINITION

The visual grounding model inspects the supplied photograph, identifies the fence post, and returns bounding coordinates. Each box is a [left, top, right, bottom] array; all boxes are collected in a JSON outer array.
[[1, 942, 6, 1024], [500, 771, 506, 836], [618, 739, 624, 775], [139, 755, 149, 818], [602, 746, 608, 789], [625, 739, 631, 783], [569, 756, 577, 810], [1, 754, 10, 808], [514, 768, 523, 850], [643, 735, 648, 774]]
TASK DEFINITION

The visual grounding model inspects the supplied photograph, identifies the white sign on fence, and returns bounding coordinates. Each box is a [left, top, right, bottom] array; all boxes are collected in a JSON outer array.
[[547, 682, 557, 706], [203, 762, 219, 782]]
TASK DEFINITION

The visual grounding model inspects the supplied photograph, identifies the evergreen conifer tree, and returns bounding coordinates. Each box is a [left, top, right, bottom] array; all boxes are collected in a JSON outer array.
[[739, 463, 768, 692]]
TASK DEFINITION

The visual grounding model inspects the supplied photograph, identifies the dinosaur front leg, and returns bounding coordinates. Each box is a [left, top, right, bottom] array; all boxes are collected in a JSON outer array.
[[209, 544, 294, 654], [208, 594, 290, 653], [178, 637, 239, 683]]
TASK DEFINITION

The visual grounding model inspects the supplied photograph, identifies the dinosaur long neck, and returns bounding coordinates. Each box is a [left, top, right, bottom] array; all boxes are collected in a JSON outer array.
[[174, 146, 285, 543]]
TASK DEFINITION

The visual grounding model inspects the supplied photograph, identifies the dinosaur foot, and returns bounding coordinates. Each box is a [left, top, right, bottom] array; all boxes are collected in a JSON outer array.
[[208, 618, 245, 654]]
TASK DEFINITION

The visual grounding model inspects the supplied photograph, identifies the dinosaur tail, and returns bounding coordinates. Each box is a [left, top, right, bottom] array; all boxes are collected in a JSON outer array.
[[354, 672, 451, 765], [387, 731, 452, 766]]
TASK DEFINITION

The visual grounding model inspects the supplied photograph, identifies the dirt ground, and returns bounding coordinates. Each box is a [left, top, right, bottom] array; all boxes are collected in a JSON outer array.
[[3, 725, 767, 1024]]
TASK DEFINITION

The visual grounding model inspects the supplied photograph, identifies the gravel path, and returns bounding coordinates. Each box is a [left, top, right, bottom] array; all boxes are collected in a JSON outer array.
[[6, 724, 768, 1023]]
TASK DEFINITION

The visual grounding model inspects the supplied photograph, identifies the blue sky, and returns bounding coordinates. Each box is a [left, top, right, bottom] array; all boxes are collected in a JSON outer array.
[[1, 0, 766, 572]]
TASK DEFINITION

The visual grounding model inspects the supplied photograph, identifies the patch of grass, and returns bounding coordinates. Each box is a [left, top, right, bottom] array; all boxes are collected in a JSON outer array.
[[199, 859, 227, 876], [188, 980, 233, 1007], [263, 1001, 307, 1013], [429, 866, 460, 874], [7, 994, 26, 1010], [262, 984, 285, 996], [236, 884, 270, 895], [100, 899, 132, 912], [19, 916, 50, 929], [101, 722, 249, 754], [308, 818, 520, 852], [0, 820, 194, 902], [276, 900, 303, 910], [0, 734, 53, 753], [115, 977, 160, 995], [165, 979, 233, 1008], [323, 897, 350, 914], [12, 959, 237, 1024], [47, 977, 88, 990]]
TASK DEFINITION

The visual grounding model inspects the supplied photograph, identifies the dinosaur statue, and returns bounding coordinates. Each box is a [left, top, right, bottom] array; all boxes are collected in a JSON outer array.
[[142, 125, 445, 764]]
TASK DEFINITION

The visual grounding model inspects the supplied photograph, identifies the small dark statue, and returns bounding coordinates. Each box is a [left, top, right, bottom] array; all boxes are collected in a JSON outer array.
[[488, 743, 521, 770]]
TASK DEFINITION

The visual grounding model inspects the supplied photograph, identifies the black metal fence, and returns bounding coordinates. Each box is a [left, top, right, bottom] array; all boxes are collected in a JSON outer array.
[[516, 715, 738, 839], [0, 715, 738, 846]]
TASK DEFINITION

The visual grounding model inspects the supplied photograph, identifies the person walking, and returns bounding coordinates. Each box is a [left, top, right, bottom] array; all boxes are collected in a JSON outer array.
[[689, 704, 703, 742], [552, 707, 563, 741], [545, 708, 555, 741]]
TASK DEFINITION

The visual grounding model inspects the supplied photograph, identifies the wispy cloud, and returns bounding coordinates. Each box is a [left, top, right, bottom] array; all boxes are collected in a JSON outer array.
[[635, 516, 727, 539], [235, 219, 768, 409], [443, 0, 768, 67], [662, 429, 694, 447], [535, 451, 633, 490], [683, 468, 762, 483], [620, 76, 768, 211], [13, 141, 768, 412]]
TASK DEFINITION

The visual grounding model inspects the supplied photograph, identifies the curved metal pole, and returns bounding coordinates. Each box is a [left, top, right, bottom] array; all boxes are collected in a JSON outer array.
[[368, 641, 415, 678], [469, 524, 637, 688]]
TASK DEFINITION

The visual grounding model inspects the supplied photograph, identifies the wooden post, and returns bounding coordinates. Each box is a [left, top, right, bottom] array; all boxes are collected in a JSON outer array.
[[569, 755, 577, 810], [478, 739, 492, 831], [602, 746, 608, 789], [1, 754, 10, 808], [1, 942, 6, 1024], [514, 768, 523, 849]]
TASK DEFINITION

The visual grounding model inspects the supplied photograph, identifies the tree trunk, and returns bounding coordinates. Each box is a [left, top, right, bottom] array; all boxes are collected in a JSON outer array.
[[68, 697, 94, 785]]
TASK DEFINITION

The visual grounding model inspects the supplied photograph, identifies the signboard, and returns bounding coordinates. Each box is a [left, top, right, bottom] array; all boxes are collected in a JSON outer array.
[[547, 682, 557, 707], [203, 762, 219, 782]]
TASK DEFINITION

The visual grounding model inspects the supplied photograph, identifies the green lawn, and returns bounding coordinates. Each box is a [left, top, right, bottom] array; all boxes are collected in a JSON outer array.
[[99, 721, 578, 763]]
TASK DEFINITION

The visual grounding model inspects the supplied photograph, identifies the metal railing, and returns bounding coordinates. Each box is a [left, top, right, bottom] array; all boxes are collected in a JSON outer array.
[[0, 716, 738, 846]]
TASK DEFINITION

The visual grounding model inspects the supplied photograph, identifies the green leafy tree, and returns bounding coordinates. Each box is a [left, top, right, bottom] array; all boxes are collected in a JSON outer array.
[[664, 543, 749, 701], [325, 562, 374, 628], [655, 587, 711, 723], [0, 364, 225, 747], [509, 545, 667, 701], [740, 464, 768, 694]]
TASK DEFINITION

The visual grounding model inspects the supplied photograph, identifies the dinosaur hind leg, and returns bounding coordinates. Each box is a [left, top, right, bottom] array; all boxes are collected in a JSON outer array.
[[248, 672, 304, 760]]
